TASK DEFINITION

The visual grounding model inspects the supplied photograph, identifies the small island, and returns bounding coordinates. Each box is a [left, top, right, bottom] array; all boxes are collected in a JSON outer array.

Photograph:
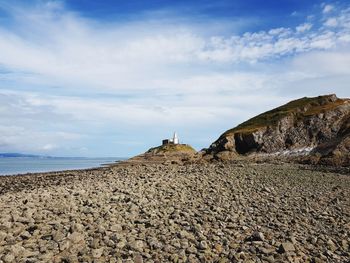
[[124, 132, 197, 165]]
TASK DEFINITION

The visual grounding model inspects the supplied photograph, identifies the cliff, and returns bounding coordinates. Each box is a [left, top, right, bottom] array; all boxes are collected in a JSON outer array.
[[205, 94, 350, 166]]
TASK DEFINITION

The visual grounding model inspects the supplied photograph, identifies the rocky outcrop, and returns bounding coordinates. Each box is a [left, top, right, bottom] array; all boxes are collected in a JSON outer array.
[[205, 94, 350, 166], [125, 144, 197, 165], [309, 114, 350, 166]]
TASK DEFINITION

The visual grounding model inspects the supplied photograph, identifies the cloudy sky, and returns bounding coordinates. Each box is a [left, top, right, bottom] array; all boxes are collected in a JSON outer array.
[[0, 0, 349, 157]]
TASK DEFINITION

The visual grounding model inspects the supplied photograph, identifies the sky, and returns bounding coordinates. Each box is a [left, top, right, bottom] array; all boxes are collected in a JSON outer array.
[[0, 0, 349, 157]]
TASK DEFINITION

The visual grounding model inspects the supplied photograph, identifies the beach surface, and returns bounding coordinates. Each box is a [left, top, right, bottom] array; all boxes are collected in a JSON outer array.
[[0, 162, 349, 262]]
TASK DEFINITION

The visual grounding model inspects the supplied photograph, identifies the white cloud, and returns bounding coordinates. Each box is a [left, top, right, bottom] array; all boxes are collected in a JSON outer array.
[[0, 122, 81, 154], [324, 17, 338, 27], [0, 1, 349, 156], [292, 50, 350, 75], [0, 2, 348, 93], [296, 23, 312, 33], [323, 4, 334, 14]]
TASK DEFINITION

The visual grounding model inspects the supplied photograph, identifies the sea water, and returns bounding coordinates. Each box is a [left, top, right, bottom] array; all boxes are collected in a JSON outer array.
[[0, 157, 125, 176]]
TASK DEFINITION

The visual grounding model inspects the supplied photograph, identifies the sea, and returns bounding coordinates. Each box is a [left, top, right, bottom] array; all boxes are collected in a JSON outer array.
[[0, 157, 125, 176]]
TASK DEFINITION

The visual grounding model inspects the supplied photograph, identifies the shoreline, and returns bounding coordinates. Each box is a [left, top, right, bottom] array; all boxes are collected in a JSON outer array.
[[0, 158, 124, 177]]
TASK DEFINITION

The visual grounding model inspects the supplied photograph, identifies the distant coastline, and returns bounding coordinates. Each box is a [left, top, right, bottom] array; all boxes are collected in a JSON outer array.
[[0, 153, 124, 160], [0, 156, 126, 176], [0, 153, 44, 158]]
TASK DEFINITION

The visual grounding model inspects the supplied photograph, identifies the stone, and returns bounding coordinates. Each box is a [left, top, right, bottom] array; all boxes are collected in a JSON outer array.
[[59, 240, 70, 251], [0, 231, 7, 242], [53, 231, 66, 242], [20, 230, 31, 240], [2, 253, 15, 263], [110, 224, 123, 232], [290, 236, 297, 244], [327, 239, 337, 251], [259, 247, 275, 255], [90, 238, 99, 249], [10, 244, 25, 257], [92, 248, 104, 258], [278, 242, 295, 253], [116, 240, 126, 249], [214, 243, 223, 253], [71, 223, 84, 232], [68, 232, 84, 244], [130, 240, 144, 252], [341, 239, 348, 250], [250, 231, 265, 241], [199, 240, 208, 250], [186, 246, 197, 254], [134, 254, 143, 263]]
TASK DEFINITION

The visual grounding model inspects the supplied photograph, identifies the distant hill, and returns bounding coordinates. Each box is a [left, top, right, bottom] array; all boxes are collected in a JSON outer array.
[[204, 94, 350, 166], [0, 153, 46, 158]]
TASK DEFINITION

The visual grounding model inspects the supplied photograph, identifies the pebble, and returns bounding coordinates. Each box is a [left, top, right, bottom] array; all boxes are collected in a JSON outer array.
[[134, 254, 143, 263], [2, 253, 15, 263], [278, 242, 295, 253], [250, 231, 265, 241], [199, 240, 208, 250], [130, 240, 144, 252], [68, 232, 84, 244], [92, 248, 104, 258]]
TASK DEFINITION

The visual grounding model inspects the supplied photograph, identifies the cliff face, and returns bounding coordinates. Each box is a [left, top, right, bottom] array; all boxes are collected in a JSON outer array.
[[310, 114, 350, 166], [206, 94, 350, 166]]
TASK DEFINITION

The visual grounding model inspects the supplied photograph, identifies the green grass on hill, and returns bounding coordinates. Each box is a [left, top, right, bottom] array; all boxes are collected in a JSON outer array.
[[147, 144, 196, 154], [223, 95, 348, 136]]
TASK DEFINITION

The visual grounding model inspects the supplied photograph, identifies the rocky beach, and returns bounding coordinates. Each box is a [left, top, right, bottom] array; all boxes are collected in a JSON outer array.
[[1, 0, 350, 261], [0, 162, 349, 263]]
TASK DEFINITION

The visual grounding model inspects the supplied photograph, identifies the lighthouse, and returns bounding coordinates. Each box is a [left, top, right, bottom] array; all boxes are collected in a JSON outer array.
[[162, 132, 180, 145], [173, 132, 179, 144]]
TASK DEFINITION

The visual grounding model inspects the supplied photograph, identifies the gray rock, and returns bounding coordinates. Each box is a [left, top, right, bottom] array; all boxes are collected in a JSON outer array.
[[2, 253, 15, 263], [68, 232, 84, 244], [278, 242, 295, 253], [250, 231, 265, 241], [92, 248, 104, 258], [53, 230, 66, 242], [198, 240, 208, 250], [116, 240, 126, 249], [110, 224, 123, 232], [134, 254, 143, 263], [186, 245, 197, 254], [59, 240, 70, 251], [327, 239, 337, 251], [130, 240, 144, 252], [0, 231, 7, 242]]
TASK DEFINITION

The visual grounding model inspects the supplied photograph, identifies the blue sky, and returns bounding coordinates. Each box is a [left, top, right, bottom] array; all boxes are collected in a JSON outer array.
[[0, 0, 349, 157]]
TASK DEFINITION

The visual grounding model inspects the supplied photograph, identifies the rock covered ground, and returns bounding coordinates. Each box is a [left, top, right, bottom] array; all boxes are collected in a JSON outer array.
[[0, 163, 349, 263]]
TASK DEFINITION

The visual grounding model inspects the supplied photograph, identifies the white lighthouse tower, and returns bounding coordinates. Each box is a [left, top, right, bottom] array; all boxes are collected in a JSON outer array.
[[173, 132, 179, 144]]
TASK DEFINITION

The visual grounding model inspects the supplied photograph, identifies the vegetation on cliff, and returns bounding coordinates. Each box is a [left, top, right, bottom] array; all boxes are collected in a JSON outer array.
[[207, 94, 350, 166], [147, 144, 196, 154], [223, 94, 348, 136]]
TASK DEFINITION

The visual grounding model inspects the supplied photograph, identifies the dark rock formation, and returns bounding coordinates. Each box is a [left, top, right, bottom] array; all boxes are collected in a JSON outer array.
[[205, 94, 350, 166], [310, 114, 350, 166]]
